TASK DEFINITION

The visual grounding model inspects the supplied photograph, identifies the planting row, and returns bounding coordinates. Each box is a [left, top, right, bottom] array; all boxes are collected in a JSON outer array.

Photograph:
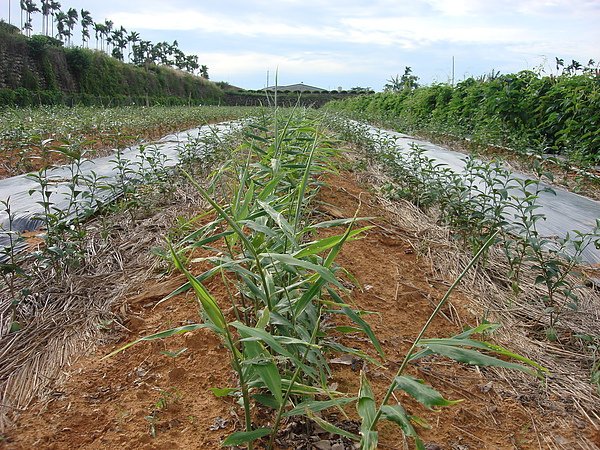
[[0, 105, 258, 177], [328, 116, 600, 343], [112, 109, 541, 449]]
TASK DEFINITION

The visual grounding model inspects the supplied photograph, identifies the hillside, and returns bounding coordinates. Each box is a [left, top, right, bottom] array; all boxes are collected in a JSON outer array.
[[0, 21, 223, 107]]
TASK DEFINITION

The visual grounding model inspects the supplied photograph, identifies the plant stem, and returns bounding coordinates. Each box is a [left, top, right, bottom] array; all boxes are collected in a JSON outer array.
[[267, 305, 323, 450], [367, 230, 498, 433], [226, 332, 254, 450]]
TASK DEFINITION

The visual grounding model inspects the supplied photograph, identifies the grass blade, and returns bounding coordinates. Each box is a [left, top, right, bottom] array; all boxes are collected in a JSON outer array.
[[283, 397, 357, 417], [393, 375, 461, 410], [102, 324, 208, 359], [222, 428, 272, 447], [380, 404, 425, 450], [357, 372, 377, 447]]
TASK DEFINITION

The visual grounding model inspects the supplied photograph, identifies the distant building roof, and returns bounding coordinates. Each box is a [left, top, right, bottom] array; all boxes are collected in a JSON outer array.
[[262, 83, 327, 92]]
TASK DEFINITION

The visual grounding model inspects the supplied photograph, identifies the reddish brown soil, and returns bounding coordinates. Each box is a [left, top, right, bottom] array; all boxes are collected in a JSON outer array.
[[2, 171, 599, 449]]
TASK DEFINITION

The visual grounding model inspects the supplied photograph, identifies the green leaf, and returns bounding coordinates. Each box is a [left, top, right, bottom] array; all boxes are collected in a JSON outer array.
[[277, 379, 328, 395], [325, 287, 384, 359], [102, 324, 208, 359], [232, 322, 316, 378], [239, 219, 278, 237], [305, 410, 360, 441], [257, 174, 283, 201], [257, 199, 297, 248], [169, 242, 228, 332], [210, 387, 237, 397], [232, 322, 293, 359], [253, 394, 280, 409], [341, 304, 384, 359], [262, 253, 342, 289], [284, 397, 357, 417], [360, 431, 379, 450], [256, 307, 270, 330], [357, 372, 376, 441], [393, 376, 461, 409], [294, 227, 371, 259], [222, 428, 272, 446], [422, 343, 537, 375], [380, 404, 425, 450], [304, 217, 373, 230], [418, 337, 546, 372], [241, 338, 283, 407]]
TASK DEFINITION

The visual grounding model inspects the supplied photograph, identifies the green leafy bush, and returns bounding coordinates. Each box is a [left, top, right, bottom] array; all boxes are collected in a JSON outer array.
[[326, 68, 600, 163]]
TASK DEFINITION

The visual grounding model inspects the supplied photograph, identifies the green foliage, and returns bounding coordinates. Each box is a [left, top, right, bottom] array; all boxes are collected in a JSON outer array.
[[0, 32, 224, 107], [329, 117, 600, 336], [104, 110, 541, 449], [326, 67, 600, 163], [27, 35, 63, 53], [20, 66, 39, 90]]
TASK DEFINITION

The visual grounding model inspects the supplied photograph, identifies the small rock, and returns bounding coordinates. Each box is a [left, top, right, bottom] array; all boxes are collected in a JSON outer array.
[[479, 381, 493, 393], [331, 444, 344, 450], [314, 439, 332, 450], [425, 444, 442, 450], [209, 416, 228, 431]]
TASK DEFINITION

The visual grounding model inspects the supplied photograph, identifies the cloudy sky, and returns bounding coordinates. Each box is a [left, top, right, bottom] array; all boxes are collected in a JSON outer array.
[[2, 0, 599, 90]]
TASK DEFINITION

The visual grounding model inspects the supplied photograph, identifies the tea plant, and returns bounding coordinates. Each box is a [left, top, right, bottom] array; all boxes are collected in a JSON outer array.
[[0, 198, 27, 332], [0, 106, 263, 177], [328, 115, 599, 335], [137, 143, 171, 191], [325, 63, 600, 165]]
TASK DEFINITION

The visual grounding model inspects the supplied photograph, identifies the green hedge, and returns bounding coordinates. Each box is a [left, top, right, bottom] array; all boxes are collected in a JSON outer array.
[[0, 88, 215, 107], [325, 71, 600, 162]]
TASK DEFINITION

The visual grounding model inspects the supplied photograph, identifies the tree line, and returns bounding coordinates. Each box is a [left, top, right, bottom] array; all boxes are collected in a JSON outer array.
[[4, 0, 209, 78]]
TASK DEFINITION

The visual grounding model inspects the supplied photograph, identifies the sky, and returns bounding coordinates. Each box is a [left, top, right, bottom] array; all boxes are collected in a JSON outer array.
[[2, 0, 599, 91]]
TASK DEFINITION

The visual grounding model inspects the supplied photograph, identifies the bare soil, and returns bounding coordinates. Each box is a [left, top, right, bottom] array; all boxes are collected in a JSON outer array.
[[2, 169, 599, 449]]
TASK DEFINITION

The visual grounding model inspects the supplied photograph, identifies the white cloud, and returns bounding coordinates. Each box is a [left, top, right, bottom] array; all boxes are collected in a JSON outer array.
[[204, 51, 354, 79], [111, 7, 545, 51], [423, 0, 484, 16], [110, 8, 331, 39], [339, 16, 537, 47], [35, 0, 600, 89]]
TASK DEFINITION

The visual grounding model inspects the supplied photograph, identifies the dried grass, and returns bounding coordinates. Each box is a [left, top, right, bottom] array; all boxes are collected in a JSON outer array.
[[0, 182, 208, 432]]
